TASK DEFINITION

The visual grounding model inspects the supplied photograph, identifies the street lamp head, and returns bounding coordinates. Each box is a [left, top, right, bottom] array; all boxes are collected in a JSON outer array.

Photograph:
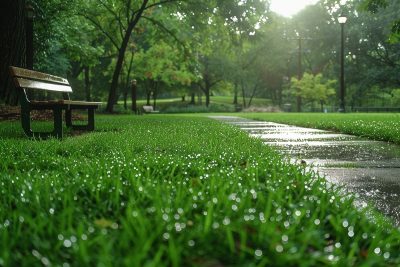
[[338, 15, 347, 24]]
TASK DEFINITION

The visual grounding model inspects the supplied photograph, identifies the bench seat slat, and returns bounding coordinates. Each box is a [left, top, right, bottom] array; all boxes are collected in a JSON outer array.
[[10, 66, 69, 85], [30, 100, 101, 106], [15, 78, 73, 93], [63, 100, 102, 106]]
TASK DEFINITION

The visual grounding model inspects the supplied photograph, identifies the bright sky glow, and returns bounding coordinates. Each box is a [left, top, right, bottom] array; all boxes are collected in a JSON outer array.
[[270, 0, 319, 17]]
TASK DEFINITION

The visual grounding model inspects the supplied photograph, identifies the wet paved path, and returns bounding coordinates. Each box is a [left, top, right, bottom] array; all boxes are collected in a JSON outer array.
[[211, 116, 400, 225]]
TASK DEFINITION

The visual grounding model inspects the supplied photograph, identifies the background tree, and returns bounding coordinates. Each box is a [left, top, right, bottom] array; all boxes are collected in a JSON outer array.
[[290, 72, 336, 111], [0, 0, 26, 103]]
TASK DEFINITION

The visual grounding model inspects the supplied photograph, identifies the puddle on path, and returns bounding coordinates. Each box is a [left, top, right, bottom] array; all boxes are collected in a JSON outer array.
[[211, 116, 400, 225]]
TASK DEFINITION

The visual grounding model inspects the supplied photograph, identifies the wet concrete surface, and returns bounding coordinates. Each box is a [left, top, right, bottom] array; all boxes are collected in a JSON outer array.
[[211, 116, 400, 225]]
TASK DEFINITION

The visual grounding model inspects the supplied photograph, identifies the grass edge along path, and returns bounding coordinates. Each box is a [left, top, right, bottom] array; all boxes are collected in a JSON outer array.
[[0, 114, 399, 266], [236, 113, 400, 145]]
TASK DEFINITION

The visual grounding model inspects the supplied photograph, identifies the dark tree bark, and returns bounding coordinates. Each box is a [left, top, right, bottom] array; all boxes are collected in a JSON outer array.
[[190, 92, 195, 104], [0, 0, 26, 104], [105, 0, 149, 113], [233, 81, 238, 105], [84, 66, 91, 101], [123, 51, 134, 110], [241, 79, 246, 109], [152, 81, 159, 110], [131, 80, 137, 112]]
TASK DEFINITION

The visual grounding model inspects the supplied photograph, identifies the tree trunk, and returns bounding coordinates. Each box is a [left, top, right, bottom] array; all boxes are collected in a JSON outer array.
[[241, 80, 246, 109], [146, 91, 151, 105], [202, 79, 211, 107], [123, 90, 128, 110], [205, 89, 210, 107], [105, 0, 149, 113], [131, 80, 137, 112], [84, 66, 91, 101], [233, 81, 238, 105], [190, 92, 195, 104], [153, 81, 158, 110], [247, 83, 258, 107], [124, 51, 134, 110], [0, 0, 26, 104]]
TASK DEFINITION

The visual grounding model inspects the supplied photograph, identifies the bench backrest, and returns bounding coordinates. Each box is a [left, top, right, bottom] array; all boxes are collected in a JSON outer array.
[[10, 66, 73, 93]]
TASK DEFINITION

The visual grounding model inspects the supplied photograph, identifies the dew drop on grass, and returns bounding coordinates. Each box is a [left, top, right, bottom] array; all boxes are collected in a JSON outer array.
[[362, 233, 368, 239], [335, 242, 341, 248], [276, 244, 283, 253], [223, 217, 231, 225], [163, 233, 170, 240], [282, 235, 288, 242], [232, 205, 238, 211], [374, 247, 381, 254], [188, 240, 195, 247], [254, 249, 262, 257], [63, 240, 72, 248], [58, 234, 64, 241], [212, 222, 220, 229], [295, 210, 301, 217], [32, 250, 40, 258], [314, 219, 320, 225], [384, 252, 390, 259], [81, 234, 87, 241], [342, 220, 349, 228], [284, 221, 290, 228], [348, 231, 354, 237], [162, 214, 169, 221], [41, 257, 50, 266]]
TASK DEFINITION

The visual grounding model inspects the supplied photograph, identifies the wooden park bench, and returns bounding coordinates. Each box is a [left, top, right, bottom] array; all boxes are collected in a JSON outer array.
[[142, 105, 159, 114], [10, 66, 101, 139]]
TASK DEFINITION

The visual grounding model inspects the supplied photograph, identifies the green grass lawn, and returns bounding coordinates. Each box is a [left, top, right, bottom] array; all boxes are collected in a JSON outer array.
[[237, 113, 400, 145], [211, 96, 272, 107], [115, 96, 272, 113], [0, 114, 399, 266]]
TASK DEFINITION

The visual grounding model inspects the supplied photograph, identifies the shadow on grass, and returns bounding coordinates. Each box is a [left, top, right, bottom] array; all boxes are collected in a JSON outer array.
[[0, 120, 107, 140]]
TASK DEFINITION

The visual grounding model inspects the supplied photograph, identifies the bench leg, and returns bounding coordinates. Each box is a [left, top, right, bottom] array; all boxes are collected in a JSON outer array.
[[20, 107, 63, 139], [65, 109, 72, 127], [65, 108, 95, 131], [21, 107, 34, 138], [52, 107, 63, 139]]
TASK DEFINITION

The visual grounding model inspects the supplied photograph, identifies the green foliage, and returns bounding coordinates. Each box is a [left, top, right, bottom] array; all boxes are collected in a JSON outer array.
[[290, 73, 336, 106], [360, 0, 388, 13], [391, 89, 400, 106], [133, 41, 194, 86], [0, 115, 400, 265], [29, 0, 400, 110], [360, 0, 400, 42]]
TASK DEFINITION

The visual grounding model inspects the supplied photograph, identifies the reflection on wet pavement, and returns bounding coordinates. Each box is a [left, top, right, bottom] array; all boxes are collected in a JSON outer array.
[[211, 116, 400, 225]]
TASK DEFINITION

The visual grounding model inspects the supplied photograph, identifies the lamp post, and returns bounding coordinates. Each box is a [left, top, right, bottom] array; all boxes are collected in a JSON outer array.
[[25, 5, 34, 70], [131, 79, 137, 113], [338, 15, 347, 112]]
